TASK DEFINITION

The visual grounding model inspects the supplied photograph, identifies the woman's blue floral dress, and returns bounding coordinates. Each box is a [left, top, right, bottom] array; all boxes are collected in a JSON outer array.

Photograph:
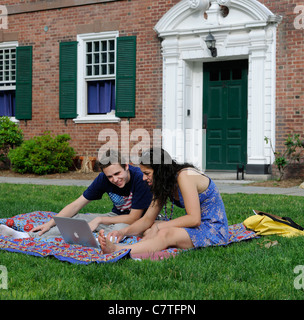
[[175, 173, 229, 248]]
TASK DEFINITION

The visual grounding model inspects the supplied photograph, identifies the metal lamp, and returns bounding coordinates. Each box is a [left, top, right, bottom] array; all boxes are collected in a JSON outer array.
[[205, 32, 217, 57]]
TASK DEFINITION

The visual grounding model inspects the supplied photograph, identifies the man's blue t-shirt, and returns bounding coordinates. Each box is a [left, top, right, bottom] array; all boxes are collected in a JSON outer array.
[[83, 165, 152, 215]]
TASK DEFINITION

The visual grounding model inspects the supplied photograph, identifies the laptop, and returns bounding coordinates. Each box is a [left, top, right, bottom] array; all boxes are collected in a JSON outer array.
[[53, 216, 100, 249]]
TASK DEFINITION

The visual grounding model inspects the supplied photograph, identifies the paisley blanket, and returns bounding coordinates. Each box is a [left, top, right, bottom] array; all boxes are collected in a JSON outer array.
[[0, 211, 258, 263]]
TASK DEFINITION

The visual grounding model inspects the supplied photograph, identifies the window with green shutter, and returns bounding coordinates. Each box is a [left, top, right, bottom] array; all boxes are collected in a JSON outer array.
[[72, 34, 137, 122], [115, 36, 136, 118], [59, 41, 78, 119], [15, 46, 32, 120]]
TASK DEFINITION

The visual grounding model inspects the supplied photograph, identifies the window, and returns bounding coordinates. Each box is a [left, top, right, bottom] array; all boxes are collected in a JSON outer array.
[[76, 32, 120, 123], [0, 43, 17, 118], [86, 39, 115, 115], [61, 33, 136, 122]]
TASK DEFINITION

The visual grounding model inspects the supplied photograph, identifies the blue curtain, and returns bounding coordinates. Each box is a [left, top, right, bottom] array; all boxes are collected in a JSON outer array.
[[87, 80, 115, 114], [0, 91, 15, 117]]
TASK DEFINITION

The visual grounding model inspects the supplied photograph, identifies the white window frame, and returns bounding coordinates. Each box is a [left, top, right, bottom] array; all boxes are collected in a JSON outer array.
[[75, 32, 120, 123], [0, 41, 18, 122]]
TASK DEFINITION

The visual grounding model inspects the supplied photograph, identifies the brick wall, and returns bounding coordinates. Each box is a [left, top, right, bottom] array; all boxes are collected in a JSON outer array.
[[2, 0, 179, 158], [260, 0, 304, 154], [258, 0, 304, 178]]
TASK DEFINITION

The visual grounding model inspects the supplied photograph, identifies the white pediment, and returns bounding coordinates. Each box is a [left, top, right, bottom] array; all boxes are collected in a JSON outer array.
[[155, 0, 280, 36]]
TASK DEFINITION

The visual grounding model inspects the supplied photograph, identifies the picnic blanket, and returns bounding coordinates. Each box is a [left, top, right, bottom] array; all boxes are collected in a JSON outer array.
[[0, 211, 258, 263]]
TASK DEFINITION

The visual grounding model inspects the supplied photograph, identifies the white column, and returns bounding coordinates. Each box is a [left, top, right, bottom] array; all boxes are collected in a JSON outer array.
[[161, 37, 179, 159], [248, 29, 268, 165]]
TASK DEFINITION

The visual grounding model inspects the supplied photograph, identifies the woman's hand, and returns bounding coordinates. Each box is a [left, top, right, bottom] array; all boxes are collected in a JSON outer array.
[[142, 223, 160, 240]]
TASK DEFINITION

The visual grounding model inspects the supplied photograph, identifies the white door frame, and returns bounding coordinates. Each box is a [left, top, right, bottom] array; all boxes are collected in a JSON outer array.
[[155, 0, 281, 172]]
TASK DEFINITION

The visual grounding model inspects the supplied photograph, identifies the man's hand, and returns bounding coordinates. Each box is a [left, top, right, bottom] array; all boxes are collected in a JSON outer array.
[[88, 217, 103, 232]]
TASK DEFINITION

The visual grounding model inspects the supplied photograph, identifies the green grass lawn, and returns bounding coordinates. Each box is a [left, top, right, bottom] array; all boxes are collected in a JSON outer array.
[[0, 183, 304, 300]]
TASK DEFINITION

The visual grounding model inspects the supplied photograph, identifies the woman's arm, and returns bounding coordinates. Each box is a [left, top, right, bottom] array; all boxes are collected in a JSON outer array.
[[157, 171, 202, 230]]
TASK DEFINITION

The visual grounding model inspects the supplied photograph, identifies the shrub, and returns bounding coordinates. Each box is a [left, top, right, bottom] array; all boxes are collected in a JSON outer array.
[[265, 134, 304, 180], [8, 132, 76, 175], [0, 116, 23, 166]]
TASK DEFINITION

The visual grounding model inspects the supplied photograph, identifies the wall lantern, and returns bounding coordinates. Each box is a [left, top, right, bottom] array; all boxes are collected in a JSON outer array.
[[205, 32, 217, 57]]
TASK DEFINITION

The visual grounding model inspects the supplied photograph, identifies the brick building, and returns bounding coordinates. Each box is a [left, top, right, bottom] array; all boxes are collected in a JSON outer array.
[[0, 0, 303, 176]]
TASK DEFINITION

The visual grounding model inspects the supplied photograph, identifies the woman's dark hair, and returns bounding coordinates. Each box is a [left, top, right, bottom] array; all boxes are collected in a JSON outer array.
[[140, 148, 195, 206]]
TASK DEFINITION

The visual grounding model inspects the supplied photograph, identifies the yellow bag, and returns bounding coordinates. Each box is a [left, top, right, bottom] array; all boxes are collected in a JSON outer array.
[[244, 210, 304, 238]]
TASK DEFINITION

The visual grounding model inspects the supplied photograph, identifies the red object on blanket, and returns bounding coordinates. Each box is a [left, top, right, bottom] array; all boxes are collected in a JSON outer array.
[[24, 223, 34, 232], [6, 219, 14, 228]]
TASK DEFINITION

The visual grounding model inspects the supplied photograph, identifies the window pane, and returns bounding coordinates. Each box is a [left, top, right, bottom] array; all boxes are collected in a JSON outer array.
[[94, 53, 99, 64], [109, 40, 115, 51], [101, 41, 107, 51], [86, 54, 92, 64], [101, 52, 107, 63], [86, 42, 92, 53], [101, 65, 107, 75], [232, 68, 242, 80], [94, 65, 99, 75], [210, 69, 219, 81], [87, 66, 92, 76], [109, 64, 115, 75], [221, 69, 230, 80], [109, 52, 114, 63], [94, 41, 100, 52]]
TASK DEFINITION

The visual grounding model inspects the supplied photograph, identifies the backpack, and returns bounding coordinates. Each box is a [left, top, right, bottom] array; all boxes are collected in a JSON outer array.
[[243, 210, 304, 238]]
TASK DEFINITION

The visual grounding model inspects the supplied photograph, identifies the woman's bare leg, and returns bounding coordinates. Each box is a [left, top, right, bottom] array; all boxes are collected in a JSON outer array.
[[98, 228, 193, 255]]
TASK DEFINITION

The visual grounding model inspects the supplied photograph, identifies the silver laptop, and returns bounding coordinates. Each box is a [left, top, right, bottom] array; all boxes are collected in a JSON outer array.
[[53, 216, 100, 249]]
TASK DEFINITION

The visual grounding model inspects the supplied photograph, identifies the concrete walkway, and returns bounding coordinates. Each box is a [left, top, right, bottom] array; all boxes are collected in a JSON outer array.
[[0, 176, 303, 196], [0, 176, 92, 187], [214, 180, 304, 196]]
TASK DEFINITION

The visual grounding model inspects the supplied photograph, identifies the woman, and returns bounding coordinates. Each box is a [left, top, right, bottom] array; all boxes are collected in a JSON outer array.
[[98, 148, 228, 254]]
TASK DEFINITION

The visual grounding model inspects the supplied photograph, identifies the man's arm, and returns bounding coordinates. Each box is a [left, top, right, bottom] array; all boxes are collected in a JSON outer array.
[[31, 195, 91, 236], [88, 208, 143, 231]]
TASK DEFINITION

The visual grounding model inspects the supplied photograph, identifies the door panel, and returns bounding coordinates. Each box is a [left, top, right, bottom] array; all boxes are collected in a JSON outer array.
[[203, 60, 248, 170]]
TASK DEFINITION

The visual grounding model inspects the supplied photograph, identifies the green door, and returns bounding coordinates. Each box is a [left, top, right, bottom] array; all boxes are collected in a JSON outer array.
[[203, 60, 248, 170]]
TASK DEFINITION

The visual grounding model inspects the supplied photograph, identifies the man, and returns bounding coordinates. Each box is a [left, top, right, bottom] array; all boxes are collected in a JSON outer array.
[[0, 149, 152, 239]]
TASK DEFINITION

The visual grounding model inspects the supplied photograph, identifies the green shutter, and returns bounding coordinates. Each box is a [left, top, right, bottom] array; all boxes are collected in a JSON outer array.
[[115, 36, 136, 118], [15, 46, 32, 120], [59, 41, 77, 119]]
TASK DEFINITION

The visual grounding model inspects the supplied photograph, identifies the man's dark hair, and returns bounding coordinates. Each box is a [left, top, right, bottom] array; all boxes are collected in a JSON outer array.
[[98, 149, 127, 171]]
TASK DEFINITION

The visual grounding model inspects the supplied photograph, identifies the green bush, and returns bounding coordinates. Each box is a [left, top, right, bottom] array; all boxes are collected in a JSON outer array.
[[8, 132, 76, 175], [265, 133, 304, 180], [0, 116, 24, 165]]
